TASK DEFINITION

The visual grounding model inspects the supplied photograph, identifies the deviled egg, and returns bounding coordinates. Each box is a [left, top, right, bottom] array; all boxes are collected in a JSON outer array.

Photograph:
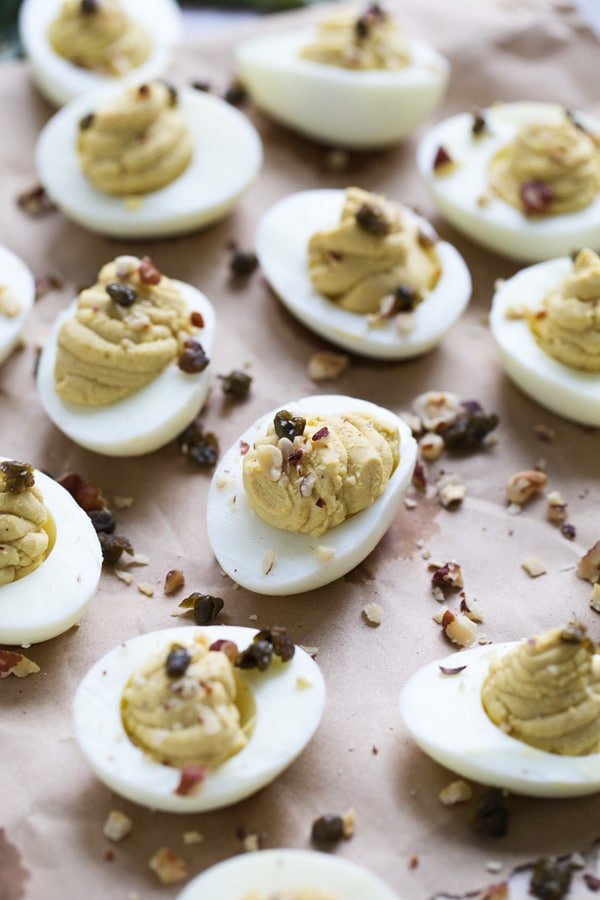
[[0, 245, 35, 368], [74, 625, 325, 812], [207, 394, 417, 595], [20, 0, 182, 107], [256, 187, 471, 359], [417, 102, 600, 261], [0, 459, 101, 645], [36, 80, 263, 238], [236, 3, 449, 149], [37, 254, 216, 456], [400, 623, 600, 798], [490, 248, 600, 426], [177, 849, 400, 900]]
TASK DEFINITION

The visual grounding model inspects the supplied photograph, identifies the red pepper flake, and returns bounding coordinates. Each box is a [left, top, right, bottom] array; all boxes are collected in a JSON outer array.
[[190, 310, 204, 329], [103, 849, 115, 862], [316, 498, 325, 508], [433, 145, 453, 171], [312, 427, 329, 442], [519, 180, 554, 216], [409, 855, 419, 870], [439, 664, 467, 676], [175, 765, 207, 796], [287, 450, 303, 465], [139, 256, 162, 285], [240, 440, 250, 456]]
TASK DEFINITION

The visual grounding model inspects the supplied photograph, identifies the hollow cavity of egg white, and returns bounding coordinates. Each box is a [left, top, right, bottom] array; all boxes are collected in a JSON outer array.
[[0, 466, 102, 645], [236, 28, 449, 149], [36, 85, 263, 238], [20, 0, 182, 107], [400, 641, 600, 798], [73, 625, 326, 813], [256, 189, 472, 359], [36, 280, 216, 456], [176, 848, 401, 900], [207, 394, 417, 595], [0, 245, 35, 367], [490, 257, 600, 427], [417, 102, 600, 262]]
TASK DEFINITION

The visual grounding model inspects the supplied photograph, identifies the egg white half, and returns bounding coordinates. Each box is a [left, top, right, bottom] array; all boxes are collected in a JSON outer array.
[[400, 641, 600, 798], [207, 395, 417, 596], [20, 0, 182, 108], [36, 280, 216, 456], [256, 189, 472, 360], [177, 848, 401, 900], [417, 102, 600, 262], [236, 28, 449, 149], [36, 85, 263, 239], [0, 465, 102, 646], [0, 245, 35, 368], [490, 257, 600, 427], [73, 625, 326, 813]]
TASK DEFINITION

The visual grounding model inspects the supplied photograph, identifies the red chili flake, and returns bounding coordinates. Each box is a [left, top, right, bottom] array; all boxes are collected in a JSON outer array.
[[519, 180, 554, 216], [316, 498, 325, 508], [439, 664, 467, 676], [584, 873, 600, 891], [287, 450, 303, 465], [409, 855, 419, 870], [174, 765, 207, 796], [190, 310, 204, 329], [433, 145, 453, 171], [312, 427, 329, 442], [103, 849, 115, 862], [240, 440, 250, 456], [139, 256, 162, 285], [137, 84, 151, 98]]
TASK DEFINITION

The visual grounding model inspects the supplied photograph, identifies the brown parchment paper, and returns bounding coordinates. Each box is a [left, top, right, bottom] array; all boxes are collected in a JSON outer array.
[[1, 1, 600, 898]]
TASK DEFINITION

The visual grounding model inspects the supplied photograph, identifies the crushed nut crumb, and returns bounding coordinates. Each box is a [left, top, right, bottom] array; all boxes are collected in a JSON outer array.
[[439, 779, 472, 806], [308, 351, 349, 382], [103, 811, 132, 843], [362, 602, 383, 627], [148, 848, 189, 884], [521, 557, 547, 578]]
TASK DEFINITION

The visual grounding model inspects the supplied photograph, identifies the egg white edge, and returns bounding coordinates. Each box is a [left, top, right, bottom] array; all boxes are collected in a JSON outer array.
[[256, 189, 472, 359], [176, 848, 401, 900], [236, 30, 448, 148], [73, 624, 326, 813], [0, 244, 35, 367], [36, 279, 216, 456], [20, 0, 182, 107], [206, 394, 417, 596], [0, 465, 102, 646], [417, 102, 600, 261], [490, 257, 600, 427], [35, 85, 264, 238], [399, 641, 600, 798]]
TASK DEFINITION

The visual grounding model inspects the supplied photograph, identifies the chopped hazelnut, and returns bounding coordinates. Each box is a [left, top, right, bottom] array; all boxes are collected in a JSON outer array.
[[460, 596, 484, 623], [164, 569, 185, 595], [436, 473, 467, 508], [137, 582, 155, 597], [419, 432, 445, 461], [430, 561, 464, 592], [256, 443, 283, 482], [439, 779, 472, 806], [521, 557, 547, 578], [440, 610, 478, 647], [316, 545, 336, 564], [413, 390, 461, 431], [182, 831, 204, 845], [0, 650, 40, 679], [341, 808, 356, 839], [546, 490, 568, 524], [308, 351, 349, 382], [577, 541, 600, 584], [148, 848, 188, 885], [506, 470, 547, 505], [103, 811, 132, 843], [362, 602, 383, 627], [114, 569, 133, 585], [400, 412, 423, 435]]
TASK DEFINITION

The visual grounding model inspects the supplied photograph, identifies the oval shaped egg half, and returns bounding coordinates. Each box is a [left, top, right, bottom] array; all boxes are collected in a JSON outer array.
[[0, 464, 102, 646], [36, 279, 216, 456], [207, 394, 417, 596], [490, 257, 600, 427], [36, 85, 263, 239], [256, 189, 472, 360], [400, 641, 600, 798], [177, 848, 401, 900], [236, 27, 448, 149], [73, 625, 326, 813], [0, 245, 35, 368], [20, 0, 182, 108], [417, 101, 600, 262]]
